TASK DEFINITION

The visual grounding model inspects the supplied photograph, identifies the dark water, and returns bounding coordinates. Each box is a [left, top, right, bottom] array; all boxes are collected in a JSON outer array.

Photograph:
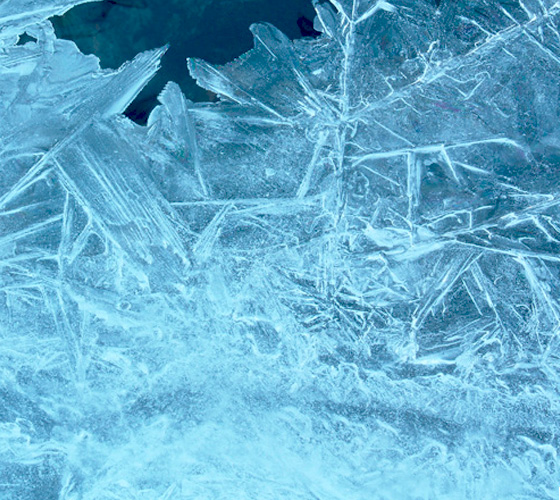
[[52, 0, 322, 124]]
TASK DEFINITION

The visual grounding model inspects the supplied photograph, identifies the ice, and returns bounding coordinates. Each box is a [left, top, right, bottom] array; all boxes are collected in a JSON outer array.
[[1, 0, 560, 498]]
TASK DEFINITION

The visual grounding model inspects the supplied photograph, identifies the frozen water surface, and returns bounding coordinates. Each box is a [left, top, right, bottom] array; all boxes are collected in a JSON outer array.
[[1, 0, 560, 498]]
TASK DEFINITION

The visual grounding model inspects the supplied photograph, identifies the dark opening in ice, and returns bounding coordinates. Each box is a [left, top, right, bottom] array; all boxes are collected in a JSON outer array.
[[16, 32, 38, 45], [51, 0, 323, 125]]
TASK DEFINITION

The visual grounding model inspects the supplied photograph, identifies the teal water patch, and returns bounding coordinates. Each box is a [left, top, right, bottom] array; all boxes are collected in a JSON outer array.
[[52, 0, 322, 123]]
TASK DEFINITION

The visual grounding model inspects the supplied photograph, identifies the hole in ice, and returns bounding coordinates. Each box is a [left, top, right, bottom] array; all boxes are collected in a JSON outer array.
[[51, 0, 326, 125], [16, 33, 38, 45], [297, 15, 322, 38]]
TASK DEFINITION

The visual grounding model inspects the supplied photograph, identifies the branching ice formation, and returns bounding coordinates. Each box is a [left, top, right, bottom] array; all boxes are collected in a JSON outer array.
[[1, 0, 560, 498]]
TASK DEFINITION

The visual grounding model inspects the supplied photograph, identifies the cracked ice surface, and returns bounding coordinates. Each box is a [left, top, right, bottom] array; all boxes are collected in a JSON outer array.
[[1, 0, 560, 498]]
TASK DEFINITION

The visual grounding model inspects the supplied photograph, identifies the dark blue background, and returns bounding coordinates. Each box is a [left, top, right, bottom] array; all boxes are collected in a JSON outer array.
[[52, 0, 322, 123]]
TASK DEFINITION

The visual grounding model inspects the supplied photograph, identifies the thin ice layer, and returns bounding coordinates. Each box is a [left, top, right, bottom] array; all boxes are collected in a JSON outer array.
[[0, 0, 96, 39]]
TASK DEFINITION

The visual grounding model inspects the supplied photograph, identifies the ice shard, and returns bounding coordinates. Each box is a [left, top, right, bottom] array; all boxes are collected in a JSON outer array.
[[1, 0, 560, 498]]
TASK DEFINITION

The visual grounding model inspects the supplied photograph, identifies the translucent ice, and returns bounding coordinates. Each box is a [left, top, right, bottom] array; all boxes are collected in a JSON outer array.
[[1, 0, 560, 498]]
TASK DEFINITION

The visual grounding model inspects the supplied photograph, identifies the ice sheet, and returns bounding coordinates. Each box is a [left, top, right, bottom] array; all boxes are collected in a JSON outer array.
[[1, 0, 560, 498]]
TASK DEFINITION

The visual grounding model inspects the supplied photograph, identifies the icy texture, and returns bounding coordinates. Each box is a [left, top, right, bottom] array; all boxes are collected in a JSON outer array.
[[1, 0, 560, 498]]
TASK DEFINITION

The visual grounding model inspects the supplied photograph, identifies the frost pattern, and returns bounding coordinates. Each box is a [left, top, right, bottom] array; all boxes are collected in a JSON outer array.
[[1, 0, 560, 498]]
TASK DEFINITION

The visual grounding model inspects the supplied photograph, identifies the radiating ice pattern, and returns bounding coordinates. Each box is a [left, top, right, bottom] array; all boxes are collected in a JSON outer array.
[[1, 0, 560, 498]]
